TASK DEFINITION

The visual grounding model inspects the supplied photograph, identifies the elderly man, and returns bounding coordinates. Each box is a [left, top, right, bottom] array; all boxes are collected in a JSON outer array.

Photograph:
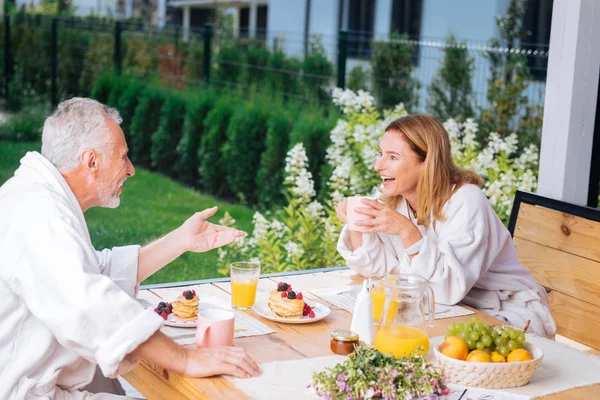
[[0, 98, 260, 399]]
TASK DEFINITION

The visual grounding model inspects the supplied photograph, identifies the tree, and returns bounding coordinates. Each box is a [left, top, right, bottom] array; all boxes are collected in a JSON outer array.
[[480, 0, 543, 146], [427, 34, 474, 121]]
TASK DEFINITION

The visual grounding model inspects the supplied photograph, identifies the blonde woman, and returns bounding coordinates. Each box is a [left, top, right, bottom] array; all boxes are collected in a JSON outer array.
[[336, 115, 556, 338]]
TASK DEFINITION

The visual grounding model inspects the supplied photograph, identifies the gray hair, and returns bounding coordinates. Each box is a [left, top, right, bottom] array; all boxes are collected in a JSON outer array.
[[41, 97, 123, 170]]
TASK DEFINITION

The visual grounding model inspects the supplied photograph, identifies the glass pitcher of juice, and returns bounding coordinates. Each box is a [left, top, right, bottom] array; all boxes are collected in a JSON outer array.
[[369, 277, 397, 324], [373, 274, 435, 358]]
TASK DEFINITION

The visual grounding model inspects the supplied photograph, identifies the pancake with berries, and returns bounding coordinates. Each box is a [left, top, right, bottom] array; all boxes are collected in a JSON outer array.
[[172, 290, 199, 321], [268, 282, 305, 318]]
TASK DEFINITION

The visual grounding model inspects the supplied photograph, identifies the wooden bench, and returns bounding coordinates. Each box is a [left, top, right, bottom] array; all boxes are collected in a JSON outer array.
[[508, 190, 600, 350]]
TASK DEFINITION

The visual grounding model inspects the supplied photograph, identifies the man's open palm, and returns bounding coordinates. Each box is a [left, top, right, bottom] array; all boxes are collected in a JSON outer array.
[[180, 207, 245, 253]]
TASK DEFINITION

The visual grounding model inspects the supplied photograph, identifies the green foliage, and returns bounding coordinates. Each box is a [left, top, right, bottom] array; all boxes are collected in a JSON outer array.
[[255, 108, 293, 207], [123, 33, 159, 78], [289, 109, 336, 195], [348, 65, 369, 92], [266, 50, 301, 95], [174, 89, 217, 186], [183, 36, 204, 84], [301, 37, 333, 101], [57, 28, 90, 98], [427, 34, 475, 121], [223, 99, 270, 204], [480, 0, 543, 147], [0, 104, 48, 142], [89, 70, 118, 104], [11, 19, 49, 96], [151, 92, 188, 177], [241, 44, 271, 87], [78, 33, 113, 96], [214, 43, 244, 85], [129, 87, 165, 168], [371, 34, 420, 110], [116, 78, 145, 140], [199, 96, 236, 197]]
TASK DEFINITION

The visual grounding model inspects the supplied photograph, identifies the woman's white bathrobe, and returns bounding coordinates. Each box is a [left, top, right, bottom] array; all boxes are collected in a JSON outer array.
[[0, 152, 164, 399], [337, 184, 556, 338]]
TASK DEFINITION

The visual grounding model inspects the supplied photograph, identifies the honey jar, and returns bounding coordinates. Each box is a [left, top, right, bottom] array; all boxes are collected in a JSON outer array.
[[330, 330, 359, 355]]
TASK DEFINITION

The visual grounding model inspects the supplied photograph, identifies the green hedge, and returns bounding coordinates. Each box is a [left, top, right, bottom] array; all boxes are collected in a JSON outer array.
[[129, 87, 166, 168], [174, 89, 217, 186], [151, 92, 188, 177], [116, 78, 145, 141], [224, 98, 271, 204], [256, 107, 293, 207], [199, 96, 237, 198]]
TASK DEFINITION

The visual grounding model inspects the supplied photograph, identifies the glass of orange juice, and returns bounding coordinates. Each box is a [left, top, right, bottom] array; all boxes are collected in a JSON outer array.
[[230, 262, 260, 310]]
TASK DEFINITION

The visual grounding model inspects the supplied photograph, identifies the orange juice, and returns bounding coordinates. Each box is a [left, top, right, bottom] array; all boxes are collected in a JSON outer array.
[[373, 325, 429, 358], [231, 280, 258, 309], [371, 286, 398, 323]]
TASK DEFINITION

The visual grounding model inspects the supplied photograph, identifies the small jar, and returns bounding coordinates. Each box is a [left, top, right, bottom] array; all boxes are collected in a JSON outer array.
[[330, 330, 359, 355]]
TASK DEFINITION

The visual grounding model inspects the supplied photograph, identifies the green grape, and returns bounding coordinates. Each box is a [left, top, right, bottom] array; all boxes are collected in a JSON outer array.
[[470, 316, 479, 323], [473, 321, 485, 332], [466, 338, 477, 350], [516, 333, 526, 345], [447, 324, 456, 334], [466, 322, 474, 331], [509, 329, 520, 340], [476, 341, 485, 351], [494, 336, 503, 347], [483, 327, 492, 337], [498, 346, 510, 357], [501, 330, 510, 339], [469, 331, 480, 341], [507, 340, 518, 351], [490, 330, 499, 339], [458, 330, 469, 340], [481, 335, 492, 347], [455, 322, 466, 332]]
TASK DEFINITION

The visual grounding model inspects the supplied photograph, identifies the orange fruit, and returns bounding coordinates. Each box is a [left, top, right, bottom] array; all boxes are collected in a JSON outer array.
[[440, 336, 469, 360], [466, 350, 492, 362], [507, 348, 533, 362], [491, 351, 507, 363]]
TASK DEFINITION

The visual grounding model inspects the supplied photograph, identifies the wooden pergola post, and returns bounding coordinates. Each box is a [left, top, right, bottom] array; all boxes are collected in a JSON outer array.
[[538, 0, 600, 206]]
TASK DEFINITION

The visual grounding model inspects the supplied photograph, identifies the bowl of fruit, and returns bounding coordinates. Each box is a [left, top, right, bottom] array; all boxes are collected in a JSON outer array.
[[433, 317, 543, 389]]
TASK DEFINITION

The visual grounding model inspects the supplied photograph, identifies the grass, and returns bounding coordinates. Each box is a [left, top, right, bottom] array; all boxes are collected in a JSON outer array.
[[0, 141, 255, 285]]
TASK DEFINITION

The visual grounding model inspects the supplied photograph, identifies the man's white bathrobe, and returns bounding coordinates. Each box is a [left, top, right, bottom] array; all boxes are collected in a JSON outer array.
[[338, 184, 556, 338], [0, 152, 164, 399]]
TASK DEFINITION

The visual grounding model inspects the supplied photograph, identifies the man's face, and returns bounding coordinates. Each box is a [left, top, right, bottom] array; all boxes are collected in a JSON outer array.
[[96, 118, 135, 208]]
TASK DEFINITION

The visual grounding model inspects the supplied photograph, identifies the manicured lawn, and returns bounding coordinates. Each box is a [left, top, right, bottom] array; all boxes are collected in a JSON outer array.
[[0, 141, 255, 285]]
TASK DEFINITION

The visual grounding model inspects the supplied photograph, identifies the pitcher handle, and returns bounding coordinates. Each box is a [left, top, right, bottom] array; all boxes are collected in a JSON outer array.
[[425, 284, 435, 327]]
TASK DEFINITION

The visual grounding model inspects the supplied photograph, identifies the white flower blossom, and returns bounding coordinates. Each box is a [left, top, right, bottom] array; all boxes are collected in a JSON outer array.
[[251, 212, 269, 241], [284, 241, 304, 259], [284, 143, 316, 201], [305, 200, 325, 219]]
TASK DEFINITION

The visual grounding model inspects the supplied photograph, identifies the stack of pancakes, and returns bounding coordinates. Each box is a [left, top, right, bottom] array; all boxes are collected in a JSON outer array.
[[172, 293, 199, 321], [268, 290, 304, 318]]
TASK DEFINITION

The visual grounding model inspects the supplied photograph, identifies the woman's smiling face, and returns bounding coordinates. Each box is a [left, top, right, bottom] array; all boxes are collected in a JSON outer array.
[[374, 130, 424, 198]]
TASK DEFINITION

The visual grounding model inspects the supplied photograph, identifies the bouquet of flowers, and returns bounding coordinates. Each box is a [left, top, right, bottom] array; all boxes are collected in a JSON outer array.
[[311, 343, 448, 400]]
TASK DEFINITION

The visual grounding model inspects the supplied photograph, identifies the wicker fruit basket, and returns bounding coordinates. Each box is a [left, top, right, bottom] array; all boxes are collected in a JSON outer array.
[[433, 343, 543, 389]]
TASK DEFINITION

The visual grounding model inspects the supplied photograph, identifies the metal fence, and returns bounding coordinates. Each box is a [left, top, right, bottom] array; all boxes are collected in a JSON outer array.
[[0, 14, 549, 114]]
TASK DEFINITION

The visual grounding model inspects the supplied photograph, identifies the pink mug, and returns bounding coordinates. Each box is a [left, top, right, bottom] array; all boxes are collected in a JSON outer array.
[[195, 309, 235, 348], [346, 196, 376, 231]]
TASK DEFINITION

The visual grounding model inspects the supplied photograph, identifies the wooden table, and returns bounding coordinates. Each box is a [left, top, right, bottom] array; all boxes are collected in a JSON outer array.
[[123, 269, 600, 399]]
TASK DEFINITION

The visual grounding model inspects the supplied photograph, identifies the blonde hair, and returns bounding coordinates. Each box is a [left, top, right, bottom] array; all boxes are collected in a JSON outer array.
[[381, 114, 483, 227]]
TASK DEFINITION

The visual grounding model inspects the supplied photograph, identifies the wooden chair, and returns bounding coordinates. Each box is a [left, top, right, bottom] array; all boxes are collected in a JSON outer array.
[[508, 190, 600, 350]]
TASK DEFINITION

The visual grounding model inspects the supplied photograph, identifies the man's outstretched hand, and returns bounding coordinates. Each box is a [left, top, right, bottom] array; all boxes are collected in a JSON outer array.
[[179, 207, 246, 253]]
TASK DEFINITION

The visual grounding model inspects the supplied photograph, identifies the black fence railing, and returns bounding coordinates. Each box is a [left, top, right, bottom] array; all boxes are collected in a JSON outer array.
[[0, 13, 550, 115]]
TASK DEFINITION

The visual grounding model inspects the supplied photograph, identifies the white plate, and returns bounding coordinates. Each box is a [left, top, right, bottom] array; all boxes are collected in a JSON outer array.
[[347, 285, 451, 315], [151, 298, 217, 329], [253, 299, 331, 324]]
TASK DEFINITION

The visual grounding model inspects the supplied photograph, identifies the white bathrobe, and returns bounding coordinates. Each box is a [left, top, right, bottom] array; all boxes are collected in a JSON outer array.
[[337, 184, 556, 338], [0, 152, 164, 399]]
